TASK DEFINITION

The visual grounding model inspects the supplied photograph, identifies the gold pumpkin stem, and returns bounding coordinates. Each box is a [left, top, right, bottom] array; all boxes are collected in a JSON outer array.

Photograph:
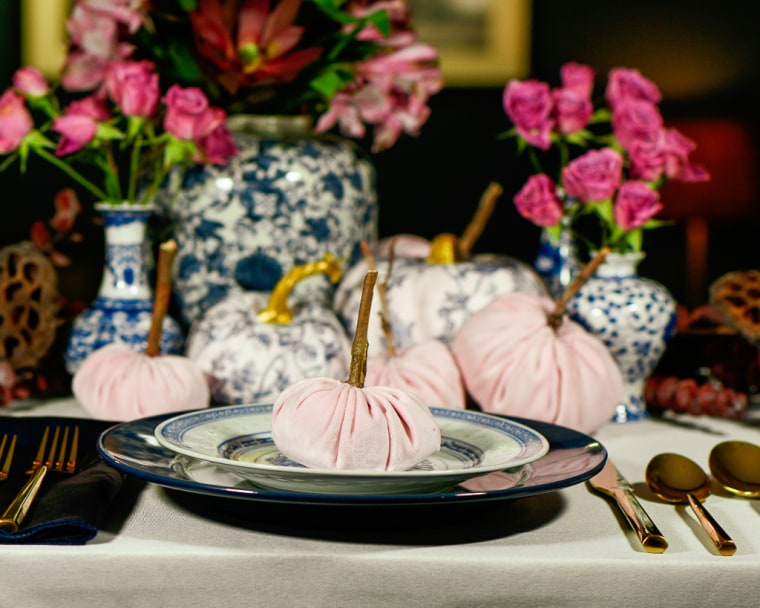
[[547, 247, 611, 330], [458, 181, 504, 258], [145, 239, 177, 357], [346, 270, 378, 388], [361, 240, 397, 357], [257, 252, 342, 324], [426, 233, 461, 265], [426, 181, 503, 265]]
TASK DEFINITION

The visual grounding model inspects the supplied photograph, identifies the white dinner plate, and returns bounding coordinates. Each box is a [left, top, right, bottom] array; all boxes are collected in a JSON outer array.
[[153, 404, 550, 495]]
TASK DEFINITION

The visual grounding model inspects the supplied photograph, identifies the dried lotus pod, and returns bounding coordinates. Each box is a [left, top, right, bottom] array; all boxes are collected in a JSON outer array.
[[0, 242, 59, 369], [709, 270, 760, 343]]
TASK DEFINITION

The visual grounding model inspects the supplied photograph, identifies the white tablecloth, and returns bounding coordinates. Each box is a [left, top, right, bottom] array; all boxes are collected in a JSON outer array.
[[3, 397, 760, 608]]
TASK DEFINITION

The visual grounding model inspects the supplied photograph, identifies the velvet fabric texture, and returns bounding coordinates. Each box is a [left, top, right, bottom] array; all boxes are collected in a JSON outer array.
[[272, 378, 441, 471], [72, 343, 210, 421], [451, 292, 623, 434], [365, 340, 466, 410]]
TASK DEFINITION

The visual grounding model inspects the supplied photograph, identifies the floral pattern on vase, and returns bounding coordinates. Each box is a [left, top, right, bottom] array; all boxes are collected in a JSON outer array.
[[566, 252, 677, 422], [155, 115, 378, 326], [64, 203, 184, 374]]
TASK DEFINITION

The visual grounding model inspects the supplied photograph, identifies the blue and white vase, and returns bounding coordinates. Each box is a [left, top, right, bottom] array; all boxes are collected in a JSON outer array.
[[155, 114, 378, 326], [533, 221, 580, 299], [64, 202, 184, 374], [566, 252, 677, 422]]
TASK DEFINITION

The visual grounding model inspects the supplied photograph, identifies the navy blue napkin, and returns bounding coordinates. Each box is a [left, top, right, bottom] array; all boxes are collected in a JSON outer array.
[[0, 416, 124, 545]]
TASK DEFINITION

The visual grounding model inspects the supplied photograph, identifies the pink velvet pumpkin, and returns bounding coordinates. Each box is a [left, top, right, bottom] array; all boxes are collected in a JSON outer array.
[[271, 270, 442, 471], [365, 339, 466, 410], [272, 377, 441, 470], [451, 291, 623, 434]]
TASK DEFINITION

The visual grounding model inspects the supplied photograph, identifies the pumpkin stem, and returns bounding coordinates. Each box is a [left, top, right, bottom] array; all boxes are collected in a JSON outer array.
[[361, 241, 398, 357], [347, 270, 378, 388], [257, 252, 342, 324], [426, 233, 461, 264], [459, 181, 503, 258], [145, 239, 177, 357], [547, 247, 611, 330]]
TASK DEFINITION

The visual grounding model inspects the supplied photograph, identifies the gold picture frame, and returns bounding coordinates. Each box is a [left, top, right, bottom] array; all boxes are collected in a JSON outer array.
[[21, 0, 532, 86], [408, 0, 532, 87]]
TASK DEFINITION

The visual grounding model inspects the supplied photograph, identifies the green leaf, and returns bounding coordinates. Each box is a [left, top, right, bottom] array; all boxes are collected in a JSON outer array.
[[96, 123, 126, 141], [310, 67, 355, 98], [177, 0, 198, 10], [163, 138, 197, 169]]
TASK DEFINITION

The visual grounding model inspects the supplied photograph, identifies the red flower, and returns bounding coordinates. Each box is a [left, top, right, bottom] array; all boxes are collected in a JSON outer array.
[[189, 0, 322, 93]]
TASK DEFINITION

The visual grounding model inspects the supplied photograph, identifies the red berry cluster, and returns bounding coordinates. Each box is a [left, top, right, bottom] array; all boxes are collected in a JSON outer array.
[[645, 375, 748, 419]]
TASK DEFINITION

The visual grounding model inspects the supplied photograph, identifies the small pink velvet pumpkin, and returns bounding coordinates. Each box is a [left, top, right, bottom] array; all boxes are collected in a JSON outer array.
[[72, 240, 210, 421], [365, 339, 466, 409], [271, 270, 441, 471]]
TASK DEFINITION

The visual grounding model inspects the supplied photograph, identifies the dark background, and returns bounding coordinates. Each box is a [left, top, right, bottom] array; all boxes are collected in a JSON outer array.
[[2, 0, 759, 309]]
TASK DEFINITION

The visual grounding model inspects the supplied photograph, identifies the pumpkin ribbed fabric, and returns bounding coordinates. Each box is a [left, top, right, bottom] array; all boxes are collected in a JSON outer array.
[[451, 292, 623, 434]]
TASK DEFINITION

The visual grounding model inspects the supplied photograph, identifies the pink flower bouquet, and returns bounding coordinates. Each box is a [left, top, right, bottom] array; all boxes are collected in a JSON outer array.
[[0, 62, 237, 206], [503, 62, 710, 254], [60, 0, 444, 153]]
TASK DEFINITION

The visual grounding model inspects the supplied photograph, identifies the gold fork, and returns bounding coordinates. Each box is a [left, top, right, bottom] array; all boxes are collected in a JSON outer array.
[[0, 433, 17, 482], [0, 425, 79, 532]]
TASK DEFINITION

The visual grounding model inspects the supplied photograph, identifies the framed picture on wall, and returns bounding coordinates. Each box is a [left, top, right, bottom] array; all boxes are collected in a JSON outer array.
[[408, 0, 531, 87]]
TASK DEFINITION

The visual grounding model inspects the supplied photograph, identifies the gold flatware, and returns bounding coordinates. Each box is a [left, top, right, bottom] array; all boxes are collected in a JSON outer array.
[[646, 452, 736, 556], [588, 459, 668, 553], [709, 440, 760, 498], [0, 425, 79, 532], [0, 433, 17, 482]]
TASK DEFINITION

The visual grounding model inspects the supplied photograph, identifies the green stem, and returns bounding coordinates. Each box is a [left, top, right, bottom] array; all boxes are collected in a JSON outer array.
[[32, 147, 110, 201], [128, 134, 144, 203]]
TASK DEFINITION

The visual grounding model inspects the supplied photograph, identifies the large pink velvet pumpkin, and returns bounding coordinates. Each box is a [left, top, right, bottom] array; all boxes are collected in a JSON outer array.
[[451, 292, 623, 434]]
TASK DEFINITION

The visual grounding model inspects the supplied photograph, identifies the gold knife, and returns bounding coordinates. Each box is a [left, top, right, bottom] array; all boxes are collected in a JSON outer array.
[[588, 459, 668, 553]]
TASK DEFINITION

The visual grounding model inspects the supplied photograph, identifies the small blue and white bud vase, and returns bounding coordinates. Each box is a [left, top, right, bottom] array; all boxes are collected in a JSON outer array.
[[64, 202, 184, 374], [566, 251, 677, 422]]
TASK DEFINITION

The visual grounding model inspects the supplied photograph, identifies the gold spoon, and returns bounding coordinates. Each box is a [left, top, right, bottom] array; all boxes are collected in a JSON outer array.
[[646, 452, 737, 556], [709, 440, 760, 498]]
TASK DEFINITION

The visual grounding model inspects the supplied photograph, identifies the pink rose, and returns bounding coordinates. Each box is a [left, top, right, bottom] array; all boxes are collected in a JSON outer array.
[[66, 95, 111, 121], [503, 79, 554, 150], [197, 124, 238, 165], [513, 174, 564, 227], [614, 181, 663, 230], [52, 114, 99, 156], [562, 148, 624, 202], [0, 90, 33, 154], [191, 106, 238, 164], [611, 98, 663, 151], [163, 85, 210, 140], [13, 66, 50, 97], [605, 67, 661, 108], [106, 60, 159, 118], [560, 62, 595, 96], [627, 136, 666, 181], [552, 86, 593, 134], [662, 128, 710, 182]]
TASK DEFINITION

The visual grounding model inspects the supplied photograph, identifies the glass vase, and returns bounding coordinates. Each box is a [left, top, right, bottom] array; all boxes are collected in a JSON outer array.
[[533, 220, 580, 299], [64, 202, 184, 374], [566, 251, 677, 422]]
